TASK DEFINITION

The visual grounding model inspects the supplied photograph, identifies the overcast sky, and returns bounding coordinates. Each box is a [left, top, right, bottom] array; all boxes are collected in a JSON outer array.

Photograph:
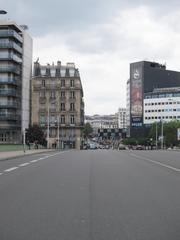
[[1, 0, 180, 115]]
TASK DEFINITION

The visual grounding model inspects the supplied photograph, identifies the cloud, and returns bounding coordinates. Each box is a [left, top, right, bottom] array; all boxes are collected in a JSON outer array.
[[2, 1, 180, 115]]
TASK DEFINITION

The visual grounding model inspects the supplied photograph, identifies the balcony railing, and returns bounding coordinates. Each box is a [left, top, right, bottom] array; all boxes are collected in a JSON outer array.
[[0, 30, 23, 43], [0, 42, 23, 54], [0, 114, 21, 121], [0, 54, 22, 63], [0, 102, 18, 108], [0, 66, 21, 74], [0, 89, 17, 97], [0, 78, 20, 85]]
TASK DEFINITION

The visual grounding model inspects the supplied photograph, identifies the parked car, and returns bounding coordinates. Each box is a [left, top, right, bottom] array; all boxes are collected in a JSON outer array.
[[89, 143, 98, 150], [135, 145, 144, 150], [118, 144, 126, 150]]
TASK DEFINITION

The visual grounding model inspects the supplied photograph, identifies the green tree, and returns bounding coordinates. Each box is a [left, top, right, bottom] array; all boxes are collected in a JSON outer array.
[[83, 123, 93, 139], [122, 137, 137, 145], [149, 120, 180, 147], [26, 125, 47, 146], [163, 121, 180, 147]]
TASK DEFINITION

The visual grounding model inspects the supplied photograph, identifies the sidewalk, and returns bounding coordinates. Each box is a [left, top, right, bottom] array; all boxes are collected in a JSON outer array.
[[0, 149, 57, 161]]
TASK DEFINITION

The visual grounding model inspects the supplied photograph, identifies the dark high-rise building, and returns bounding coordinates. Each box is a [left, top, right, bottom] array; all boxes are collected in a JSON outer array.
[[0, 21, 32, 143], [127, 61, 180, 137]]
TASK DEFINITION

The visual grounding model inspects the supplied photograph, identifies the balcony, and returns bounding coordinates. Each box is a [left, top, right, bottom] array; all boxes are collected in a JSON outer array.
[[0, 54, 22, 63], [0, 42, 23, 54], [0, 30, 23, 43], [0, 78, 20, 86], [0, 102, 18, 108], [0, 89, 18, 97], [0, 114, 21, 121], [0, 65, 21, 74]]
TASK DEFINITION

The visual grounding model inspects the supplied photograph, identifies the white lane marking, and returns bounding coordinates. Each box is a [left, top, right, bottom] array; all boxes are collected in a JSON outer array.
[[30, 160, 38, 163], [4, 167, 19, 172], [19, 162, 30, 167], [130, 153, 180, 173]]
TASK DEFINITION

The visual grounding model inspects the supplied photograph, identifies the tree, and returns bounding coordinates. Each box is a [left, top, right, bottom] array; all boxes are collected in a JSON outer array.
[[83, 123, 93, 139], [26, 125, 47, 146], [149, 120, 180, 147], [163, 121, 180, 147]]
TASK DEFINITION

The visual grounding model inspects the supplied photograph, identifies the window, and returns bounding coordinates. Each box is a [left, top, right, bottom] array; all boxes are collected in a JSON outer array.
[[61, 79, 65, 87], [61, 115, 65, 124], [39, 114, 45, 123], [42, 80, 45, 87], [70, 115, 75, 124], [70, 91, 75, 98], [60, 103, 65, 111], [60, 91, 65, 98], [50, 91, 55, 99], [70, 79, 74, 87], [40, 90, 45, 98], [70, 103, 75, 111]]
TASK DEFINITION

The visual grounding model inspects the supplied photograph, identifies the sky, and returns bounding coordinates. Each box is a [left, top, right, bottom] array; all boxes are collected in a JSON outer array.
[[1, 0, 180, 115]]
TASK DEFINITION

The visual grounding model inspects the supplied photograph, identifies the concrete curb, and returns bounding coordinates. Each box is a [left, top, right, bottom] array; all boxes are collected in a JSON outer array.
[[0, 149, 58, 162]]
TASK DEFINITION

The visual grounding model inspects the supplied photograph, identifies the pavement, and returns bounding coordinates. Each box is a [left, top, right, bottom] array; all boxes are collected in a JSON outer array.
[[0, 148, 57, 161], [0, 149, 180, 240]]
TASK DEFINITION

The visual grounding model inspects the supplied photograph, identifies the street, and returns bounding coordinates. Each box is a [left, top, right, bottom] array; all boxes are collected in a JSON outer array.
[[0, 150, 180, 239]]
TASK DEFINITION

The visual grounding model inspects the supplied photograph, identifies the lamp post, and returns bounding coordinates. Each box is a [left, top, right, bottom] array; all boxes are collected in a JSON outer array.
[[47, 105, 50, 149], [155, 121, 158, 150], [57, 114, 60, 150], [161, 120, 164, 150]]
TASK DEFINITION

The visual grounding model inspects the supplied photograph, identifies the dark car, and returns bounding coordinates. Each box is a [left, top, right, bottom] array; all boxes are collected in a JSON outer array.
[[136, 145, 144, 150]]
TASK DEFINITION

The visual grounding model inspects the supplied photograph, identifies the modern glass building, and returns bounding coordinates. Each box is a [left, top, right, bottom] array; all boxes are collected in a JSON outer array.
[[128, 61, 180, 137], [0, 21, 32, 143]]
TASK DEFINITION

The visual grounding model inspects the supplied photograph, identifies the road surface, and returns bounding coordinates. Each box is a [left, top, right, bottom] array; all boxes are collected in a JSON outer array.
[[0, 150, 180, 240]]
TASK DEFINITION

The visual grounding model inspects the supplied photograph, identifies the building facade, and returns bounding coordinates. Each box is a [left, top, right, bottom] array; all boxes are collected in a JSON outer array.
[[0, 21, 32, 143], [117, 107, 127, 129], [85, 114, 118, 135], [128, 61, 180, 137], [31, 61, 84, 150], [144, 87, 180, 125]]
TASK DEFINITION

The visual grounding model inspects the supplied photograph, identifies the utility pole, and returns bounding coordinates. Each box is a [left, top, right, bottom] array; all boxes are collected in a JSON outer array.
[[47, 105, 50, 149], [23, 129, 26, 153], [161, 120, 164, 149], [155, 121, 158, 150], [57, 114, 60, 150]]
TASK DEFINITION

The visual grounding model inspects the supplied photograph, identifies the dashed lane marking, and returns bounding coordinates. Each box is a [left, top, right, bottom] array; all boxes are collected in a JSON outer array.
[[19, 162, 30, 167], [4, 167, 19, 172]]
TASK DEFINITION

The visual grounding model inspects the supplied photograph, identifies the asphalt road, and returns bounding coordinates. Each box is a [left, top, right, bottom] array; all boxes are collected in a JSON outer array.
[[0, 150, 180, 240]]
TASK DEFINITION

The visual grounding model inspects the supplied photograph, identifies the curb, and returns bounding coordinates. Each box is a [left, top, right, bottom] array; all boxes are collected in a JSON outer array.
[[0, 149, 58, 162]]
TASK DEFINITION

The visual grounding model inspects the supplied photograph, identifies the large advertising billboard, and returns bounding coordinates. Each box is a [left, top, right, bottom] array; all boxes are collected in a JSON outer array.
[[130, 65, 143, 127]]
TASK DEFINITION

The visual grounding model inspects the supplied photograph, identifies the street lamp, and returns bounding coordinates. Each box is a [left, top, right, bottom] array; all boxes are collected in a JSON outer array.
[[155, 121, 158, 150], [161, 120, 164, 150], [47, 105, 50, 149], [57, 114, 60, 150]]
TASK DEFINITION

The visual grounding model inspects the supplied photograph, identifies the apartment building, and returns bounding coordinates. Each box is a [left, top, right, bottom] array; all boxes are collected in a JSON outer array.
[[31, 61, 84, 149], [0, 21, 32, 143]]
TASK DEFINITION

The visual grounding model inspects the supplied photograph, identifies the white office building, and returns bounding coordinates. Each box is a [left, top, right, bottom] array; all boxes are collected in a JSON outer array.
[[144, 87, 180, 125], [118, 107, 127, 129]]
